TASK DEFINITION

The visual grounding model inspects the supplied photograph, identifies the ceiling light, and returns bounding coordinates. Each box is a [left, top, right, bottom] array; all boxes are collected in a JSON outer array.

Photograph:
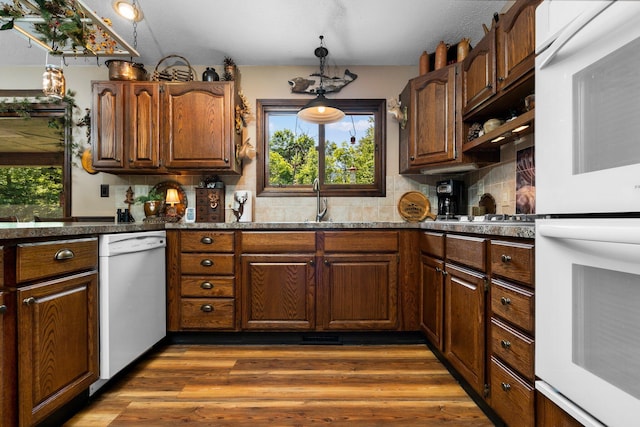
[[113, 0, 143, 21], [298, 36, 345, 124]]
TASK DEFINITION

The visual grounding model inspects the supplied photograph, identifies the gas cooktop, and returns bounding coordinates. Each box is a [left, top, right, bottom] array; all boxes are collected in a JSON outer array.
[[436, 213, 541, 223]]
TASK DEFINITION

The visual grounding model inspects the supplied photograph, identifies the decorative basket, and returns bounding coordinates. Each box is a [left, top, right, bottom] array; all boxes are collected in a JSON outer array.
[[151, 54, 195, 82]]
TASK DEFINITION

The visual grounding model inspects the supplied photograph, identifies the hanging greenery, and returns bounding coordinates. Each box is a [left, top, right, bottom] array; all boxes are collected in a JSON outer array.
[[0, 0, 116, 55]]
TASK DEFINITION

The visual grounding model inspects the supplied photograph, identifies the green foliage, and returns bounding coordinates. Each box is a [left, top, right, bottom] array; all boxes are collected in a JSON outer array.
[[135, 189, 164, 204], [268, 118, 375, 186], [0, 167, 63, 220]]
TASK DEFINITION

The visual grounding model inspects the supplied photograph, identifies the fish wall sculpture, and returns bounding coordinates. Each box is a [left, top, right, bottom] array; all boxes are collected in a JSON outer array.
[[289, 69, 358, 94]]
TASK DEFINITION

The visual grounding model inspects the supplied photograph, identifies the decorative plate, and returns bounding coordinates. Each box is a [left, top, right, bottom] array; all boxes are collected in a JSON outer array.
[[398, 191, 435, 222], [151, 181, 188, 218]]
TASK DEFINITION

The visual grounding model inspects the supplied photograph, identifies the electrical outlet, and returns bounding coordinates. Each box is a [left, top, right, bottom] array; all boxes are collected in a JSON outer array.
[[100, 184, 109, 197]]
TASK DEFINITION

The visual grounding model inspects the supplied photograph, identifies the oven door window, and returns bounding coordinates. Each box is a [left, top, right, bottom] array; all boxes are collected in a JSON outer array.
[[573, 36, 640, 175], [572, 264, 640, 399]]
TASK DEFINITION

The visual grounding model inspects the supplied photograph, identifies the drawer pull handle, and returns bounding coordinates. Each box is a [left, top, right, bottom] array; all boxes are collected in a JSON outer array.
[[201, 304, 214, 313], [200, 259, 214, 267], [501, 254, 512, 263], [54, 249, 75, 260], [23, 297, 36, 306], [501, 382, 511, 392], [0, 305, 7, 314], [501, 340, 511, 349], [500, 297, 511, 306], [200, 236, 213, 244], [201, 282, 213, 290]]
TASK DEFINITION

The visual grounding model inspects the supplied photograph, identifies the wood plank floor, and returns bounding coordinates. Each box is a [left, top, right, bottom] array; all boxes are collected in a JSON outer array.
[[65, 344, 495, 426]]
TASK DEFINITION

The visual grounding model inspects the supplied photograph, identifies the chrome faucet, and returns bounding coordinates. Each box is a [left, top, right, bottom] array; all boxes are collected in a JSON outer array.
[[313, 177, 327, 222]]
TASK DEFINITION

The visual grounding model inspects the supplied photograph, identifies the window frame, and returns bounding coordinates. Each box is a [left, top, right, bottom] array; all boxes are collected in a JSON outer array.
[[256, 98, 386, 197], [0, 92, 72, 217]]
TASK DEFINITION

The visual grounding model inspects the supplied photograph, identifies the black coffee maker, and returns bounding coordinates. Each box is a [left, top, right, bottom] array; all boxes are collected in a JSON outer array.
[[436, 179, 465, 218]]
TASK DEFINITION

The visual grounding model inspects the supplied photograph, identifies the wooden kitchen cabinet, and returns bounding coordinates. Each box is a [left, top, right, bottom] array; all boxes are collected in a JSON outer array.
[[419, 232, 445, 351], [15, 238, 98, 427], [399, 65, 458, 172], [167, 231, 237, 331], [241, 232, 316, 330], [92, 81, 161, 171], [92, 81, 241, 175], [1, 246, 18, 427], [461, 28, 497, 116], [320, 231, 399, 330], [488, 238, 535, 426], [444, 234, 487, 395]]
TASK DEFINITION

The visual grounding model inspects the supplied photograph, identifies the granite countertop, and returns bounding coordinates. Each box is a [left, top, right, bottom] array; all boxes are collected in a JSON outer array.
[[0, 220, 535, 240]]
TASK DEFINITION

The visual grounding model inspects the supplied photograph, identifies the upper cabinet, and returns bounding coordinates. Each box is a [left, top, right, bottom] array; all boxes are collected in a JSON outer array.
[[91, 81, 241, 175], [461, 28, 497, 116], [399, 65, 459, 173]]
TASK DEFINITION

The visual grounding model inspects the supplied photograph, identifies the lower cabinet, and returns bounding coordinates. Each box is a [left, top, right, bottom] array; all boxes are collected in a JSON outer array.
[[17, 272, 98, 426], [444, 263, 486, 394], [1, 286, 18, 427], [320, 253, 398, 330]]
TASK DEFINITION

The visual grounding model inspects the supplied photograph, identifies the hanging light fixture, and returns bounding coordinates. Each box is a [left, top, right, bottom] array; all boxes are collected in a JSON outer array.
[[113, 0, 144, 21], [297, 36, 345, 124], [42, 53, 65, 99]]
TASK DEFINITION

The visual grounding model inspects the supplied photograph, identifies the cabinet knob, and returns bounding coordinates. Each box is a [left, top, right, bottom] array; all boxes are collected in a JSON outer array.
[[129, 158, 134, 162], [501, 254, 512, 263], [200, 259, 214, 267], [201, 304, 214, 313], [498, 76, 505, 82], [435, 266, 442, 273], [486, 84, 493, 90], [501, 382, 511, 392], [23, 297, 36, 306], [410, 156, 415, 161], [116, 158, 121, 162], [442, 270, 448, 276], [0, 305, 7, 314], [309, 259, 316, 266], [500, 296, 511, 306], [200, 236, 213, 244], [54, 248, 75, 260], [500, 340, 511, 349], [224, 158, 229, 163], [323, 259, 330, 266], [200, 282, 214, 290]]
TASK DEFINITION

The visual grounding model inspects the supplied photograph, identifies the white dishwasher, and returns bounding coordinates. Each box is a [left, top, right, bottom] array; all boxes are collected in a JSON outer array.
[[90, 230, 167, 395]]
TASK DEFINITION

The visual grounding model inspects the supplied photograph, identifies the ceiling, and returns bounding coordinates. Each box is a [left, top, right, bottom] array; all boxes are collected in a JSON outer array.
[[0, 0, 508, 67]]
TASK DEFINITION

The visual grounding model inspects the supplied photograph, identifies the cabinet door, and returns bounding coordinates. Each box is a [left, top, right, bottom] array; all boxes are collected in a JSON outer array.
[[445, 263, 486, 394], [127, 82, 161, 169], [0, 289, 17, 427], [241, 254, 315, 330], [496, 0, 539, 91], [461, 28, 497, 116], [420, 255, 445, 351], [92, 82, 125, 168], [17, 272, 98, 427], [163, 82, 239, 173], [404, 65, 458, 170], [321, 254, 398, 330]]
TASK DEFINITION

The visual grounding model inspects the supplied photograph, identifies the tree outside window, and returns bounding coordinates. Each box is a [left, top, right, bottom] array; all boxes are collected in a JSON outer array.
[[257, 99, 386, 197]]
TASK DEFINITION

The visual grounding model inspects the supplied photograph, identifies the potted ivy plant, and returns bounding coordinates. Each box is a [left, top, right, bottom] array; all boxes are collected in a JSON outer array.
[[136, 189, 164, 218]]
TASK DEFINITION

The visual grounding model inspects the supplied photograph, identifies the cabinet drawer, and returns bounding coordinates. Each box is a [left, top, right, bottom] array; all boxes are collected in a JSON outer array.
[[181, 253, 234, 275], [491, 240, 534, 285], [490, 356, 534, 427], [324, 231, 399, 253], [181, 231, 234, 253], [491, 279, 534, 334], [490, 317, 534, 381], [180, 298, 234, 329], [242, 231, 316, 253], [16, 238, 98, 283], [446, 234, 487, 272], [181, 276, 234, 297], [420, 232, 444, 259]]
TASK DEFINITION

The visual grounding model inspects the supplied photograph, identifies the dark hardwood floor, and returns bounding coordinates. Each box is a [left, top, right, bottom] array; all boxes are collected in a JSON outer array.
[[64, 344, 495, 426]]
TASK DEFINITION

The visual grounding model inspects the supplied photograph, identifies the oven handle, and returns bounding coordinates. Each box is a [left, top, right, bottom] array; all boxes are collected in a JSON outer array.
[[538, 1, 615, 69], [538, 222, 640, 244]]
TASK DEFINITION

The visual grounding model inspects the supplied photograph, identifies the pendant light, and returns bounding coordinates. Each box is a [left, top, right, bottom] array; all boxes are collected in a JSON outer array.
[[297, 36, 345, 124], [42, 53, 65, 99]]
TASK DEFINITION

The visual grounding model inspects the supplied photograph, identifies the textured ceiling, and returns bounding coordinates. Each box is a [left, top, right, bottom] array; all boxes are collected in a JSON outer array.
[[0, 0, 508, 67]]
